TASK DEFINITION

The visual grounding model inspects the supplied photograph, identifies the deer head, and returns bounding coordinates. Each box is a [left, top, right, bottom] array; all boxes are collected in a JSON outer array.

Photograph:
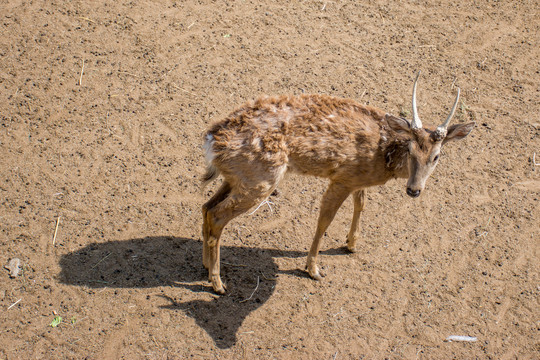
[[387, 72, 475, 198]]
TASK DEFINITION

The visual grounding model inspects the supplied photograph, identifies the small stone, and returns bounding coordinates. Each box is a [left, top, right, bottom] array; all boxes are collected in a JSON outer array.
[[5, 258, 21, 278]]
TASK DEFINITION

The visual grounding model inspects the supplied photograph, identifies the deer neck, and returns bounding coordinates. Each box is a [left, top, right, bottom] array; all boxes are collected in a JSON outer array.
[[382, 136, 410, 179]]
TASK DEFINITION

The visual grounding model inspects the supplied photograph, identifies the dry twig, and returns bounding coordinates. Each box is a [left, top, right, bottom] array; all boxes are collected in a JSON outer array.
[[446, 335, 477, 342], [240, 276, 260, 303], [78, 59, 85, 86], [7, 298, 22, 310], [359, 89, 367, 100], [52, 216, 61, 246], [248, 199, 274, 215]]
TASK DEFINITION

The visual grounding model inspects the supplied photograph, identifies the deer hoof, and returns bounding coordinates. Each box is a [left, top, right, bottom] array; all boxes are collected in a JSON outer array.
[[214, 286, 226, 295], [346, 237, 357, 253], [210, 275, 226, 295], [311, 272, 324, 281], [307, 265, 324, 281], [311, 270, 324, 281]]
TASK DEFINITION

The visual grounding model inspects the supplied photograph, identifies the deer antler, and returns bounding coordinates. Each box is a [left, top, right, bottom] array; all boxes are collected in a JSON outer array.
[[435, 87, 460, 138], [411, 71, 422, 130]]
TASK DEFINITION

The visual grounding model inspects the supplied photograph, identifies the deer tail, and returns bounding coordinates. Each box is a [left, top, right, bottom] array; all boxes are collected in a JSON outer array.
[[201, 133, 220, 190]]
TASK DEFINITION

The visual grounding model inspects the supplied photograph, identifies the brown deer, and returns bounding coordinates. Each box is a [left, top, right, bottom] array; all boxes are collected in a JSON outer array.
[[201, 72, 475, 294]]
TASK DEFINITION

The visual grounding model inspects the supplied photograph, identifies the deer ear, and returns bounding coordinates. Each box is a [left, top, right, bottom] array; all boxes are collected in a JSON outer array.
[[443, 122, 475, 144], [386, 114, 411, 134]]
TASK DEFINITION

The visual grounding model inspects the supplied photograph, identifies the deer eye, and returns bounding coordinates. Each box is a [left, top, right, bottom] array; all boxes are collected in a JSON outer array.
[[433, 154, 440, 162]]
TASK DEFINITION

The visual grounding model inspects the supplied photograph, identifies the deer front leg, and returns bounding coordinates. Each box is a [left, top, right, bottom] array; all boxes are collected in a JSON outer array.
[[346, 189, 366, 253], [306, 182, 350, 280], [207, 234, 226, 294]]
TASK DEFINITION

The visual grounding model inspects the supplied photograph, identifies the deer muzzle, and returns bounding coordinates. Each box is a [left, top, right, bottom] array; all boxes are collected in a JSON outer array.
[[406, 187, 421, 198]]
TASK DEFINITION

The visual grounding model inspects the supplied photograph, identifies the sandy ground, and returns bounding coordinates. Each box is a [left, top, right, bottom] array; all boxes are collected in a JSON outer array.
[[0, 0, 538, 358]]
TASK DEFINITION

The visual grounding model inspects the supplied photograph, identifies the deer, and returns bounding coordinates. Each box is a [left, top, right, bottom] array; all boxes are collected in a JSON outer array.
[[201, 72, 475, 294]]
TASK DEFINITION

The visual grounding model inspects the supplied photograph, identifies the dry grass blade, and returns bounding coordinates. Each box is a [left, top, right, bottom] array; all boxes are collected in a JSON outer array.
[[90, 252, 112, 270], [78, 16, 95, 23]]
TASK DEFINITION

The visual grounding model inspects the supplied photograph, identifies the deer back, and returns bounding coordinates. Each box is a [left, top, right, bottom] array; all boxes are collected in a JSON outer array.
[[206, 94, 407, 188]]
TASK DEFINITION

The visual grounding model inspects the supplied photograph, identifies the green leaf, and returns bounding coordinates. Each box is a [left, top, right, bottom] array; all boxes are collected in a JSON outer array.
[[50, 316, 62, 327]]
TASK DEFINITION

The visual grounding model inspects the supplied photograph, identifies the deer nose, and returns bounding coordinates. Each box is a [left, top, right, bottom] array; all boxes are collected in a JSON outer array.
[[406, 188, 421, 198]]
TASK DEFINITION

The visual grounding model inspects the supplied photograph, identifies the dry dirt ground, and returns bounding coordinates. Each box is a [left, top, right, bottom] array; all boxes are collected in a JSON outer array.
[[1, 0, 538, 359]]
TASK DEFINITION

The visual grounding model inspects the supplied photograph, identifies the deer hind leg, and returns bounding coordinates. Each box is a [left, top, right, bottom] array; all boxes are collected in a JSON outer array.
[[306, 182, 350, 280], [202, 182, 232, 269], [204, 178, 281, 294], [346, 189, 366, 253]]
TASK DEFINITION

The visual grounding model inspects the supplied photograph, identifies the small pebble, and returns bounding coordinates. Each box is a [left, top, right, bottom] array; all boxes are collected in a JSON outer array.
[[5, 258, 21, 278]]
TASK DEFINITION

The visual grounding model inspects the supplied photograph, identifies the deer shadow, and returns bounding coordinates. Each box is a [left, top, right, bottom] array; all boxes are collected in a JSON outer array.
[[58, 236, 315, 349]]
